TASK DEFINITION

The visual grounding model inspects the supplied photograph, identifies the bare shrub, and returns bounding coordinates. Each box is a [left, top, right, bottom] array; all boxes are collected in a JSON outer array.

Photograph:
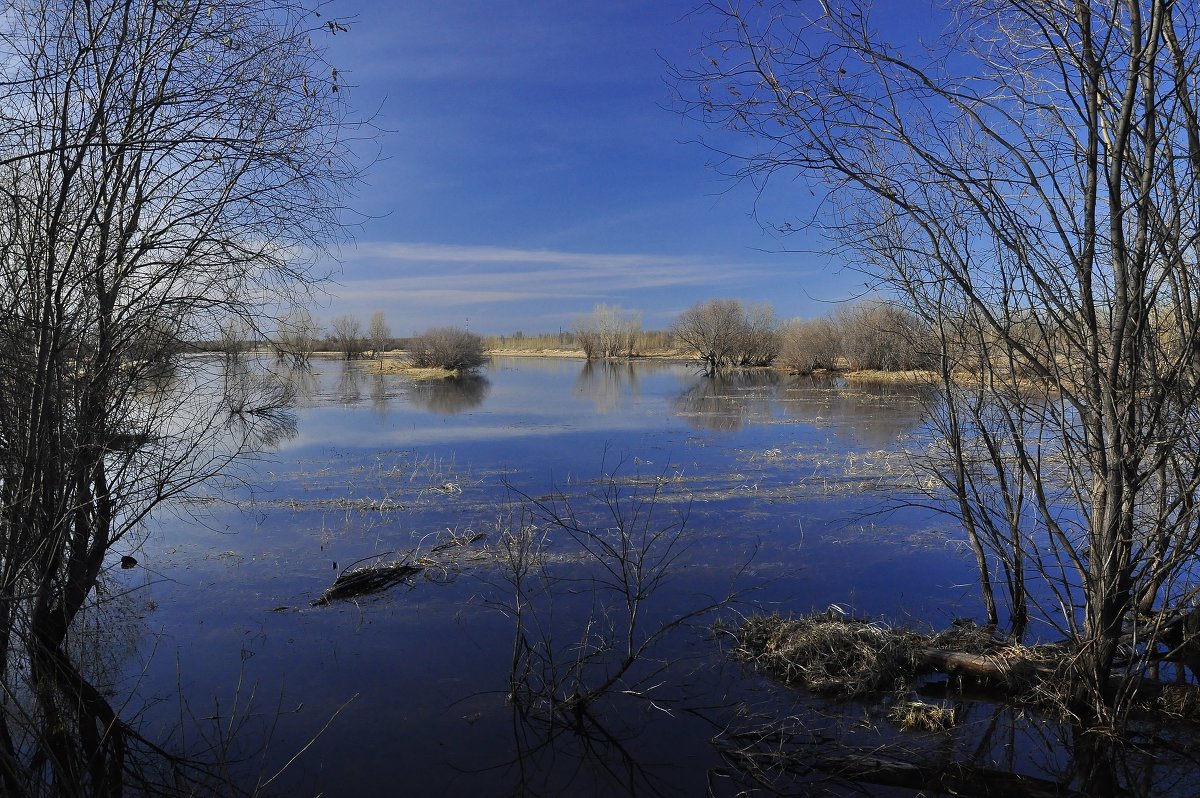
[[672, 298, 780, 375], [837, 302, 934, 372], [274, 307, 322, 365], [779, 317, 841, 374], [217, 319, 254, 356], [494, 463, 744, 716], [407, 326, 488, 371], [740, 303, 782, 366]]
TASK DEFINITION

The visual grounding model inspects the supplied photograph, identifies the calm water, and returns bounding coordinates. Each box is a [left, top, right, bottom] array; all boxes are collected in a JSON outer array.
[[110, 356, 995, 795]]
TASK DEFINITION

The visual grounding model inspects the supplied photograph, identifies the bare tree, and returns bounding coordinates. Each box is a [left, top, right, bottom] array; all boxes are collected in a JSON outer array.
[[218, 319, 255, 357], [672, 299, 744, 376], [330, 314, 365, 360], [274, 306, 322, 365], [836, 301, 936, 372], [740, 301, 782, 367], [574, 303, 642, 359], [671, 298, 780, 375], [679, 0, 1200, 723], [367, 310, 392, 362], [0, 0, 359, 788]]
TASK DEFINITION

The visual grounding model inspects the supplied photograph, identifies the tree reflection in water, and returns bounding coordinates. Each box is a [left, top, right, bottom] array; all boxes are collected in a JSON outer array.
[[573, 360, 641, 414], [370, 373, 390, 418], [0, 356, 301, 795], [671, 370, 780, 432], [472, 696, 732, 797], [667, 370, 932, 442], [335, 360, 363, 404], [714, 690, 1200, 796], [406, 375, 490, 415]]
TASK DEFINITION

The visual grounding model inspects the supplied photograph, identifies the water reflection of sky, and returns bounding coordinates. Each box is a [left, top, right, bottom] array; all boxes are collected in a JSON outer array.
[[270, 356, 932, 458], [127, 355, 987, 796], [158, 356, 967, 626]]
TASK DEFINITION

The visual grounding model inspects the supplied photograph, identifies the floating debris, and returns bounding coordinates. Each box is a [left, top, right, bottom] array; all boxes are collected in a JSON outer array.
[[430, 531, 486, 553], [311, 559, 422, 606]]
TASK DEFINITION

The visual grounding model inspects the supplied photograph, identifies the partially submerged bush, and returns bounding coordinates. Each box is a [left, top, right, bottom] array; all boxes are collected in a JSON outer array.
[[407, 326, 488, 371], [837, 301, 936, 372], [574, 303, 642, 359], [779, 317, 841, 374], [671, 298, 781, 374]]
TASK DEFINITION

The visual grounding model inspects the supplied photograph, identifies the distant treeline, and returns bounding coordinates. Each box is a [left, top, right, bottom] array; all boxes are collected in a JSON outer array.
[[485, 299, 935, 377], [197, 298, 937, 378]]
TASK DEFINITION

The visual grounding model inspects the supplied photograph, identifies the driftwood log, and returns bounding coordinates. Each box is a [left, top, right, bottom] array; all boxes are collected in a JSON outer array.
[[918, 648, 1055, 685], [917, 647, 1200, 718]]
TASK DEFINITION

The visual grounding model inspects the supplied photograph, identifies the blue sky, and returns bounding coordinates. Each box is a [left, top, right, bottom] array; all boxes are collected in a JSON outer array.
[[316, 1, 901, 336]]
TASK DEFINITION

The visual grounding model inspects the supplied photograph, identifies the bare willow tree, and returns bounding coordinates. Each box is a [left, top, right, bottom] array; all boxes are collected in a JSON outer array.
[[330, 313, 365, 359], [680, 0, 1200, 723], [367, 309, 391, 361], [671, 298, 779, 375], [574, 303, 642, 359], [274, 306, 323, 365], [0, 0, 358, 790]]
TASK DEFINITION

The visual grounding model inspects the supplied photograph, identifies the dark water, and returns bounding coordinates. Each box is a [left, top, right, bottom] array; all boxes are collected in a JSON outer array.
[[107, 357, 1029, 795]]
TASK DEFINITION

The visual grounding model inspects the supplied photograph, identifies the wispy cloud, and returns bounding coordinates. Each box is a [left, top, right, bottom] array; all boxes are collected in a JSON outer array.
[[352, 241, 703, 271], [320, 240, 796, 331], [337, 241, 763, 299]]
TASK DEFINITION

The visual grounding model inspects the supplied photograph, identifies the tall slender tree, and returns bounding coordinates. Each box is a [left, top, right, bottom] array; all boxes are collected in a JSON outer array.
[[0, 0, 359, 789], [679, 0, 1200, 724]]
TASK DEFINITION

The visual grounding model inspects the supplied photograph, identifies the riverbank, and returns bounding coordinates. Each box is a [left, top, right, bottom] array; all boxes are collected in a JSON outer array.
[[486, 347, 690, 360]]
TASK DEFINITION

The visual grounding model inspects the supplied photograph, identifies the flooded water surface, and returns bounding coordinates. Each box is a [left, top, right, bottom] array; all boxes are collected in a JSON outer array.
[[112, 356, 1062, 795]]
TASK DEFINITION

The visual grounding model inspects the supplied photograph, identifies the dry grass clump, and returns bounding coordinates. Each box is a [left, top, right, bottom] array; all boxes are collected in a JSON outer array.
[[888, 699, 956, 732], [843, 369, 936, 384], [926, 620, 1009, 655], [365, 359, 460, 380], [735, 611, 928, 696], [1154, 683, 1200, 719]]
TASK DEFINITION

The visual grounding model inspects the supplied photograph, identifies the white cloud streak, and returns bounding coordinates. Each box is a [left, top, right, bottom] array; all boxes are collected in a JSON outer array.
[[338, 241, 760, 301]]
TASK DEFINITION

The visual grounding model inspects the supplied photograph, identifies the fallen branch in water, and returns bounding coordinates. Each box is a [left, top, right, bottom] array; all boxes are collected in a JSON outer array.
[[312, 530, 490, 606], [311, 558, 422, 606]]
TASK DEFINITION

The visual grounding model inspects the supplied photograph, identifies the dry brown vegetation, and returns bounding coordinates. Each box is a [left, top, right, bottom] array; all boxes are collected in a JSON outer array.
[[407, 326, 488, 371], [731, 611, 1200, 728], [364, 356, 461, 380], [483, 329, 677, 357], [778, 301, 937, 376]]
